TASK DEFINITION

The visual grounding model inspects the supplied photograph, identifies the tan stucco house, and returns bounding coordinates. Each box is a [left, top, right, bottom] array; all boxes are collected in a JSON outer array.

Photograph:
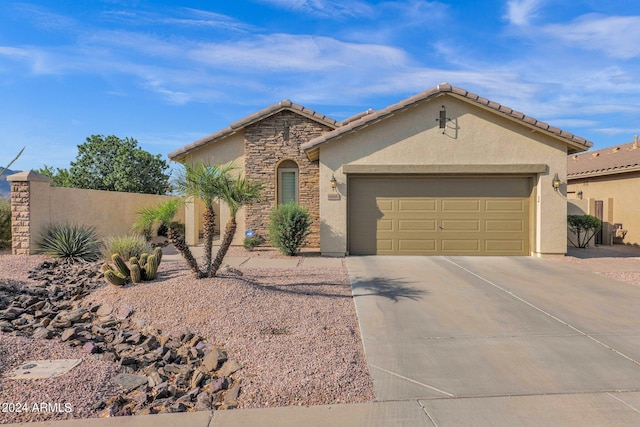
[[169, 83, 592, 256], [567, 137, 640, 246]]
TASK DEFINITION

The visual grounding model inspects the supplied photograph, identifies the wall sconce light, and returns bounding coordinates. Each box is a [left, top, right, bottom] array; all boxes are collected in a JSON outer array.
[[330, 175, 337, 190], [552, 173, 562, 191], [577, 190, 583, 199], [436, 105, 451, 134]]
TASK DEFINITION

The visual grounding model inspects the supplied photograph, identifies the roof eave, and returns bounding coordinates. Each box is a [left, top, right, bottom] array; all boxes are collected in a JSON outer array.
[[568, 165, 640, 180]]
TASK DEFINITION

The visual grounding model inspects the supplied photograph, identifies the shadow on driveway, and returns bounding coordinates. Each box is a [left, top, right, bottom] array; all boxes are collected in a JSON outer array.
[[351, 277, 427, 302]]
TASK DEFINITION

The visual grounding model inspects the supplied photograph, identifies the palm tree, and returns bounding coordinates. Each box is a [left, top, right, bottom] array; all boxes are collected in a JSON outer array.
[[133, 199, 201, 276], [175, 162, 235, 277], [210, 174, 263, 277]]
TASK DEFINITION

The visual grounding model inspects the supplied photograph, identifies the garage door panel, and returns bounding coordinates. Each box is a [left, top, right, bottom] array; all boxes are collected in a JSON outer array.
[[485, 240, 525, 252], [441, 199, 481, 212], [441, 240, 481, 252], [485, 220, 526, 232], [378, 219, 394, 231], [441, 219, 481, 231], [397, 239, 437, 252], [485, 199, 527, 212], [348, 177, 531, 256], [377, 199, 394, 212], [398, 199, 437, 211], [397, 219, 437, 231]]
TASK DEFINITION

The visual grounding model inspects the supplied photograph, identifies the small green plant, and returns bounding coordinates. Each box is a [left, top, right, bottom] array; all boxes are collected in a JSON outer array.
[[243, 235, 265, 251], [268, 202, 312, 256], [102, 247, 163, 286], [567, 214, 602, 248], [0, 198, 10, 249], [35, 223, 103, 262], [103, 234, 152, 260]]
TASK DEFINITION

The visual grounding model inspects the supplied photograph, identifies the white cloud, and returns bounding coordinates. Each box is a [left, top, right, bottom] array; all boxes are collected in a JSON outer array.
[[544, 14, 640, 59], [188, 34, 409, 72], [255, 0, 375, 19], [504, 0, 544, 26]]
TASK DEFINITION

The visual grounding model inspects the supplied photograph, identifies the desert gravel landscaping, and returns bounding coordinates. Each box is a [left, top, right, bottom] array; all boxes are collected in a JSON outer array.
[[0, 249, 374, 423]]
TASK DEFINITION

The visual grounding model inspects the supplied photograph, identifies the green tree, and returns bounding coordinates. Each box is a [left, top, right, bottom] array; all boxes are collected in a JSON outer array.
[[37, 165, 73, 187], [68, 135, 170, 194], [567, 214, 602, 248]]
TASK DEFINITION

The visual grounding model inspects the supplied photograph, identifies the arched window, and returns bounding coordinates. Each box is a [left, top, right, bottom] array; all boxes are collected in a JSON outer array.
[[277, 159, 299, 205]]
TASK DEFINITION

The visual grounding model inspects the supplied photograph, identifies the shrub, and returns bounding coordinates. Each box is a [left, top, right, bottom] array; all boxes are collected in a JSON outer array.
[[243, 235, 264, 251], [103, 234, 152, 260], [567, 214, 602, 248], [0, 198, 10, 249], [35, 223, 103, 262], [268, 202, 312, 256]]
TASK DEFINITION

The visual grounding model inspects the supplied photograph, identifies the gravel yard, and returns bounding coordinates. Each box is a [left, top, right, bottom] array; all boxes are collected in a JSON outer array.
[[0, 250, 374, 423]]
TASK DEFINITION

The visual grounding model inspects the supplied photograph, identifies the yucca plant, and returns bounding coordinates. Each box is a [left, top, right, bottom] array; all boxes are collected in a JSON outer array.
[[35, 223, 103, 262], [102, 234, 152, 260]]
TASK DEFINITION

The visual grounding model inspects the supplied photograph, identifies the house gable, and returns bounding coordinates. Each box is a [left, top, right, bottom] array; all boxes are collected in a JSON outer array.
[[302, 83, 592, 160]]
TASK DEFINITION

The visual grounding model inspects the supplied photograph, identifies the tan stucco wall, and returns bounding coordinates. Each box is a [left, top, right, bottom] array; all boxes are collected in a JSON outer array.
[[568, 172, 640, 246], [46, 187, 184, 240], [180, 131, 246, 246], [318, 95, 570, 256]]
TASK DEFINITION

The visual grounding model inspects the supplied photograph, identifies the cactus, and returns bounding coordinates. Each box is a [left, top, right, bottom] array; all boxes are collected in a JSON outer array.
[[111, 254, 130, 277], [102, 247, 163, 286], [104, 270, 127, 286], [144, 254, 159, 280], [130, 264, 142, 283]]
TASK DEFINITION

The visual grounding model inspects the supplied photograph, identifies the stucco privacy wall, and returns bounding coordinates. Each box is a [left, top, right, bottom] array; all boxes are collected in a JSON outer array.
[[318, 95, 569, 256], [568, 172, 640, 246], [8, 171, 183, 255], [180, 131, 245, 246]]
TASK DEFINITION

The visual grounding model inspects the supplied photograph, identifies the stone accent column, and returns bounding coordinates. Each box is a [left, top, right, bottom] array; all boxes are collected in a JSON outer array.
[[7, 171, 52, 255], [244, 111, 332, 247]]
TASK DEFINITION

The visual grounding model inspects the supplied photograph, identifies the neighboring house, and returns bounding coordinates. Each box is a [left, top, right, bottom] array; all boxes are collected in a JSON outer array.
[[567, 137, 640, 246], [170, 83, 591, 256]]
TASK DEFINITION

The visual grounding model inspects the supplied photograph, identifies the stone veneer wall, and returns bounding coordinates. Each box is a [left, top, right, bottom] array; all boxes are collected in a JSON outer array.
[[244, 111, 333, 247], [10, 181, 30, 255]]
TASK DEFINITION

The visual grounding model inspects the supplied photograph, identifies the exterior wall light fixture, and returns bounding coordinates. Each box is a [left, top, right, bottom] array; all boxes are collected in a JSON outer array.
[[552, 173, 562, 191], [330, 175, 337, 190], [436, 105, 451, 134]]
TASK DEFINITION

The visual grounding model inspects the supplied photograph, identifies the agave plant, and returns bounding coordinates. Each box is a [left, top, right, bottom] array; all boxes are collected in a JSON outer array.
[[35, 223, 103, 262]]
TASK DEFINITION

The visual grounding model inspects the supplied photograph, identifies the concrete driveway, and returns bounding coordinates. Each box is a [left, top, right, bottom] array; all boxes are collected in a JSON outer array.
[[348, 256, 640, 426]]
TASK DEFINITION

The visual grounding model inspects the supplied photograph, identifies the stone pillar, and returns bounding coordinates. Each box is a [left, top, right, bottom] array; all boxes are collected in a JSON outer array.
[[7, 170, 52, 255]]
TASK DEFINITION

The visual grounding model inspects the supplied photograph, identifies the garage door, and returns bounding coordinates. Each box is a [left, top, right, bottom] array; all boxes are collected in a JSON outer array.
[[348, 177, 532, 255]]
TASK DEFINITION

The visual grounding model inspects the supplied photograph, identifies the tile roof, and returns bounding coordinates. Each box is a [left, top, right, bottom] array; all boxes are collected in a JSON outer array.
[[301, 83, 593, 155], [168, 100, 339, 161], [567, 138, 640, 179]]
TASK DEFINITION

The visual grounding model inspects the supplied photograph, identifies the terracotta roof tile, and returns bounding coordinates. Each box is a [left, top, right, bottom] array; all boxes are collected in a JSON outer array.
[[302, 83, 593, 153], [169, 100, 339, 160], [568, 139, 640, 178]]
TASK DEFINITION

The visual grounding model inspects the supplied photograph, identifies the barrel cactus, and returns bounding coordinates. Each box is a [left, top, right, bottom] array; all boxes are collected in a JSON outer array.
[[102, 247, 163, 286]]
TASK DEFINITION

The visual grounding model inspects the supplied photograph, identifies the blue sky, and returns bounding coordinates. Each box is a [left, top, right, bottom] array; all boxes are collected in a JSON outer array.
[[2, 0, 640, 171]]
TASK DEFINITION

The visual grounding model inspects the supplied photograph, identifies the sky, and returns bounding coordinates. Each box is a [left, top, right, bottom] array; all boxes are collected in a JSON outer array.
[[1, 0, 640, 172]]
